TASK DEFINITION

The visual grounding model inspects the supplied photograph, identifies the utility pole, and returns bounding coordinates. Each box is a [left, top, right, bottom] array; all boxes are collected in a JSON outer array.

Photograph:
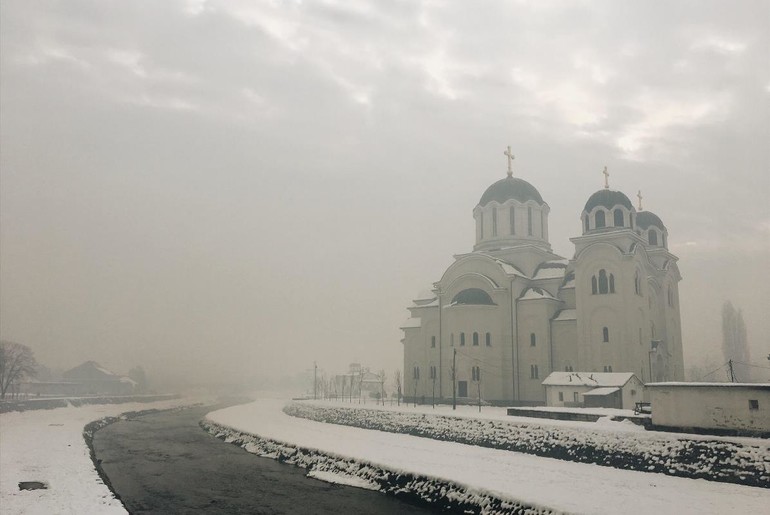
[[432, 372, 436, 409], [728, 359, 737, 382], [313, 361, 317, 400], [452, 348, 457, 410]]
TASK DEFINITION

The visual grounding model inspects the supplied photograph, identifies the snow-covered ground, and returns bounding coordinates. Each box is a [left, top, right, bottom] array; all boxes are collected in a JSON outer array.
[[208, 399, 770, 515], [0, 397, 196, 515]]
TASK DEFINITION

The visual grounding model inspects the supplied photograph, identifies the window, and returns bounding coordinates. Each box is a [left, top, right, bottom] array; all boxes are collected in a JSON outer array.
[[602, 327, 609, 342], [527, 207, 533, 235], [598, 269, 608, 294], [485, 332, 491, 346], [530, 333, 536, 347], [510, 207, 516, 235], [630, 389, 637, 396], [634, 271, 641, 295], [431, 336, 436, 348], [413, 366, 420, 380], [564, 365, 574, 372], [472, 332, 479, 346], [668, 286, 674, 307], [558, 392, 564, 401], [530, 364, 539, 379], [480, 212, 484, 238], [609, 273, 615, 293], [603, 365, 613, 372], [591, 276, 598, 295], [649, 230, 658, 245], [595, 210, 606, 228], [460, 333, 466, 346], [540, 211, 545, 237], [749, 399, 759, 410], [492, 208, 498, 236], [450, 333, 454, 347], [573, 392, 579, 402], [614, 208, 624, 227], [471, 366, 481, 381], [584, 215, 590, 232], [430, 366, 436, 380]]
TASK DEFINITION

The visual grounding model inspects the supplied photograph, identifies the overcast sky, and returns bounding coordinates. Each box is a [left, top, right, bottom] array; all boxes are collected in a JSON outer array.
[[1, 0, 768, 387]]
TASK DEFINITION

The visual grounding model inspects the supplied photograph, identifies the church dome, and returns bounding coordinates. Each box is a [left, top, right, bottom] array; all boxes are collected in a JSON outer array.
[[478, 176, 544, 206], [636, 211, 666, 231], [583, 189, 633, 212]]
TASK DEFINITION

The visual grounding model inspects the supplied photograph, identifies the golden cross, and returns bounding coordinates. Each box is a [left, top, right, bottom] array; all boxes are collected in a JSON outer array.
[[504, 146, 515, 177], [603, 166, 609, 189]]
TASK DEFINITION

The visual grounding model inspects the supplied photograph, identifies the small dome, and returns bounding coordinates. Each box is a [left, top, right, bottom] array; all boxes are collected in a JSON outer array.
[[584, 189, 633, 212], [636, 211, 666, 231], [479, 176, 544, 206]]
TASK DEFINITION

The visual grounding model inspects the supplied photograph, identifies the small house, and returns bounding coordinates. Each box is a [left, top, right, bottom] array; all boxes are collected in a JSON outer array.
[[542, 372, 644, 409]]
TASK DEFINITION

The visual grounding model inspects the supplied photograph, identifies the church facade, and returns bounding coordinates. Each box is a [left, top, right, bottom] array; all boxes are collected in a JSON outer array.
[[401, 156, 685, 405]]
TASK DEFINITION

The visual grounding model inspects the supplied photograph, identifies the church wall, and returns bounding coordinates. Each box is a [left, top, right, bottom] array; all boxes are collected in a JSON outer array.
[[516, 299, 560, 403], [551, 319, 578, 372]]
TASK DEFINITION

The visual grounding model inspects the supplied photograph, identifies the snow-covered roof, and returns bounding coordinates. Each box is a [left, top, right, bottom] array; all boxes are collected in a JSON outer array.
[[400, 318, 422, 329], [646, 382, 770, 389], [495, 259, 526, 277], [582, 387, 620, 396], [519, 287, 558, 301], [552, 309, 576, 321], [542, 372, 637, 387], [413, 288, 437, 302], [533, 267, 566, 280], [561, 276, 575, 289]]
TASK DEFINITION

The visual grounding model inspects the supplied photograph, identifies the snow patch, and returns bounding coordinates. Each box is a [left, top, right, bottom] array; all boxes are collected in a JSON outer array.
[[307, 470, 379, 490]]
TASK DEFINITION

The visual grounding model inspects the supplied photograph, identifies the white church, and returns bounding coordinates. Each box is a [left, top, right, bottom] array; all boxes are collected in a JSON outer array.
[[401, 150, 685, 405]]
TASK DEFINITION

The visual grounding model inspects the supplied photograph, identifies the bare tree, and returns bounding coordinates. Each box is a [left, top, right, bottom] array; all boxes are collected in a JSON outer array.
[[393, 370, 402, 406], [0, 341, 38, 400], [378, 369, 386, 406]]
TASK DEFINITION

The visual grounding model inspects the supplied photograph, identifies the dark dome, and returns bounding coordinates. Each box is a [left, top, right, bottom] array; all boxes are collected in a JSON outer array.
[[584, 189, 633, 212], [636, 211, 666, 231], [478, 176, 544, 206], [451, 288, 496, 305]]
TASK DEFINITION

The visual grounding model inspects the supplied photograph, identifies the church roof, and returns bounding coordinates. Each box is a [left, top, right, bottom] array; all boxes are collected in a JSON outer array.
[[636, 211, 666, 231], [583, 189, 633, 212], [552, 309, 576, 321], [519, 287, 557, 301], [400, 318, 422, 329], [478, 176, 544, 206]]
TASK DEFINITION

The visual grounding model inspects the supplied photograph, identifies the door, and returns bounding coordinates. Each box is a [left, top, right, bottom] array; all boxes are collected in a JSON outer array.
[[458, 381, 468, 397]]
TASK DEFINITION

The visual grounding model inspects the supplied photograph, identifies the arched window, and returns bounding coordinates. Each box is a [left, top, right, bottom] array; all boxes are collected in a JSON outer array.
[[595, 210, 606, 228], [540, 211, 545, 237], [413, 366, 420, 380], [451, 288, 495, 305], [460, 333, 466, 346], [649, 230, 658, 245], [584, 215, 590, 232], [471, 366, 481, 381], [509, 207, 516, 235], [603, 327, 609, 342], [527, 207, 533, 235], [609, 273, 615, 293], [634, 271, 640, 295], [591, 276, 598, 294], [598, 269, 609, 294], [613, 208, 624, 227], [530, 364, 539, 379], [485, 332, 491, 346], [472, 332, 479, 346], [431, 336, 436, 348], [450, 333, 454, 347], [530, 333, 536, 347], [492, 208, 498, 236]]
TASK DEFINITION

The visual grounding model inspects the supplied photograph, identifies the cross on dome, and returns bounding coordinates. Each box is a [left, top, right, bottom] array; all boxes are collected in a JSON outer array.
[[603, 166, 609, 189], [504, 146, 515, 177]]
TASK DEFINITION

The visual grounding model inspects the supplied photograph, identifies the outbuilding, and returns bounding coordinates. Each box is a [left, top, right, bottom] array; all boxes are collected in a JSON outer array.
[[646, 382, 770, 436], [542, 372, 644, 409]]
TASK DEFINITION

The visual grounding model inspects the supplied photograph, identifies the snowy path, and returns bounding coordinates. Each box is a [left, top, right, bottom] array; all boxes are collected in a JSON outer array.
[[208, 399, 770, 515], [0, 398, 195, 515]]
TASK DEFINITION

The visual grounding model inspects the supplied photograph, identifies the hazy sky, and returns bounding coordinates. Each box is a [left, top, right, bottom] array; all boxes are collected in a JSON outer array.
[[1, 0, 768, 386]]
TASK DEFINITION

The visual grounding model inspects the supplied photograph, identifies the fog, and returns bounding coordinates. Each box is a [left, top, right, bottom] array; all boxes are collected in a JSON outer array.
[[1, 0, 768, 390]]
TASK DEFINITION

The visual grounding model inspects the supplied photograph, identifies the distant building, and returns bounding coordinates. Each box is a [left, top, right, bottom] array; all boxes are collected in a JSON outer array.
[[647, 382, 770, 436], [402, 154, 684, 405], [332, 363, 382, 400], [542, 372, 644, 409], [23, 361, 136, 397]]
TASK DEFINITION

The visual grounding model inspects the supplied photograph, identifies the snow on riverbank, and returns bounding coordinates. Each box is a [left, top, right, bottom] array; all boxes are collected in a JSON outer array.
[[207, 399, 770, 515], [0, 397, 196, 515]]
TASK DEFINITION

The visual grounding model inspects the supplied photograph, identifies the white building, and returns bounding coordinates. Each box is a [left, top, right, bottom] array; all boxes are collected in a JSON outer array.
[[647, 382, 770, 436], [402, 155, 684, 405], [542, 371, 645, 409]]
